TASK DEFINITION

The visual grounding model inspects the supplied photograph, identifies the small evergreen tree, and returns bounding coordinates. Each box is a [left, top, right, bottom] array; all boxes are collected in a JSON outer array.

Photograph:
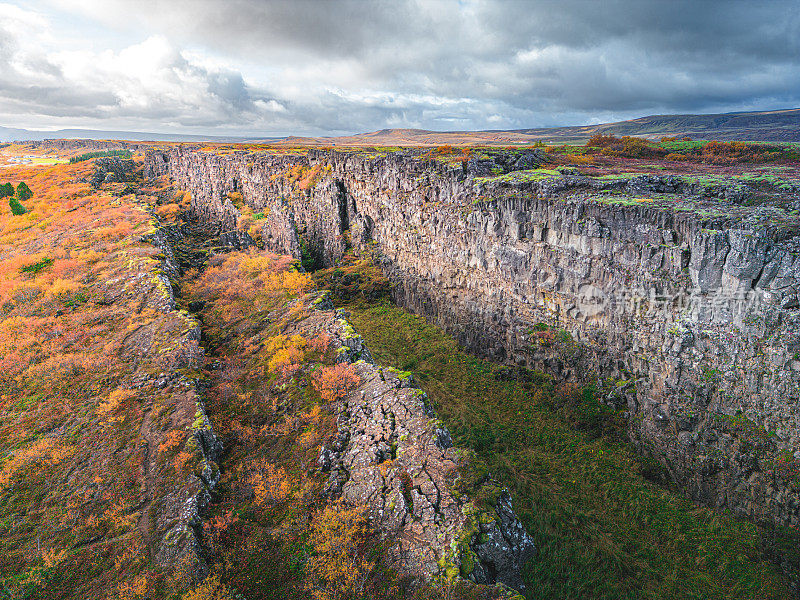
[[9, 197, 27, 215], [0, 182, 14, 198], [16, 182, 32, 202]]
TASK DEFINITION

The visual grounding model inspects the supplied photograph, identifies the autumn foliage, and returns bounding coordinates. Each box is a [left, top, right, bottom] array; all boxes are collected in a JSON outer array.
[[305, 505, 379, 600], [586, 133, 796, 164], [0, 144, 209, 598], [313, 363, 361, 402]]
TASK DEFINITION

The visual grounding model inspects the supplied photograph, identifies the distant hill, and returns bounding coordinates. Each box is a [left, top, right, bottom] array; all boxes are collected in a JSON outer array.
[[0, 126, 275, 143], [269, 108, 800, 146], [4, 108, 799, 146], [510, 107, 800, 142]]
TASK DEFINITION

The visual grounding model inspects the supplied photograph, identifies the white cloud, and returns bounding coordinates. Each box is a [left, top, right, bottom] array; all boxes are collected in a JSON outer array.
[[0, 0, 798, 135]]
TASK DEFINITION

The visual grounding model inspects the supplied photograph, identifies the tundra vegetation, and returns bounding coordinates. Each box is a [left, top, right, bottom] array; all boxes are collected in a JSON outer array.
[[0, 141, 798, 600]]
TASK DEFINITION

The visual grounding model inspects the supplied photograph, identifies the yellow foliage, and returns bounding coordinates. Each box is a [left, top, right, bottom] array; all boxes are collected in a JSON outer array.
[[46, 277, 81, 299], [116, 574, 150, 600], [566, 154, 593, 165], [266, 334, 307, 379], [305, 505, 376, 600], [42, 548, 68, 569], [0, 437, 70, 491], [97, 388, 136, 417], [182, 575, 239, 600]]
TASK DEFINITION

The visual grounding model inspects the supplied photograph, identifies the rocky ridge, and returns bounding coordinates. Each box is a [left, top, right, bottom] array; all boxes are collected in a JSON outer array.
[[301, 300, 535, 590], [133, 225, 223, 576], [145, 146, 800, 530]]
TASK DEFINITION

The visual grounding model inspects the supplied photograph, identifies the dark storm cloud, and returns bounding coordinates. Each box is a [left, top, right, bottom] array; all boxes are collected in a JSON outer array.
[[9, 0, 800, 133]]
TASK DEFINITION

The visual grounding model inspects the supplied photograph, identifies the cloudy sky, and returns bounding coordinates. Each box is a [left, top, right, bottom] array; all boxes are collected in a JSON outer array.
[[1, 0, 799, 136]]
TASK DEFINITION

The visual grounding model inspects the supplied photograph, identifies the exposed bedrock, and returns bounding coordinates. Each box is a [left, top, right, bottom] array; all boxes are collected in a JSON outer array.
[[145, 146, 800, 530], [298, 300, 535, 590]]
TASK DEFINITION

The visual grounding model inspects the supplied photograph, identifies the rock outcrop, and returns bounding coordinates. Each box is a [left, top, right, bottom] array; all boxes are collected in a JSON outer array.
[[145, 146, 800, 530], [91, 156, 138, 186], [136, 226, 223, 577], [294, 300, 535, 590], [28, 138, 150, 152]]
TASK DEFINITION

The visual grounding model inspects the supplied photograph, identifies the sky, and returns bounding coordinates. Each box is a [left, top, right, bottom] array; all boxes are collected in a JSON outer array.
[[0, 0, 799, 137]]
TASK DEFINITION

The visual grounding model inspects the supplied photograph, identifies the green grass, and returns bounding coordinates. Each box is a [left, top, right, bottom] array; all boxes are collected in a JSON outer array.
[[341, 297, 795, 600], [474, 168, 562, 186], [19, 256, 53, 273]]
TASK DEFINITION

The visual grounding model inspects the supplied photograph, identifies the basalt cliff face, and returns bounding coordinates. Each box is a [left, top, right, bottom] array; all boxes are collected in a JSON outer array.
[[145, 146, 800, 530]]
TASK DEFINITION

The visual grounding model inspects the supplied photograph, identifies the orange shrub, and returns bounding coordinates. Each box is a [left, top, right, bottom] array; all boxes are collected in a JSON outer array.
[[158, 429, 186, 453], [297, 164, 323, 190], [248, 459, 294, 505], [155, 202, 180, 221], [309, 332, 332, 353], [566, 154, 593, 165], [587, 134, 666, 158], [586, 133, 618, 148], [312, 363, 361, 402]]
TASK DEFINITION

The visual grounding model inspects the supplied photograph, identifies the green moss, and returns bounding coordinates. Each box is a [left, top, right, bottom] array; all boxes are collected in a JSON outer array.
[[474, 168, 562, 186], [337, 318, 360, 340], [191, 409, 206, 431]]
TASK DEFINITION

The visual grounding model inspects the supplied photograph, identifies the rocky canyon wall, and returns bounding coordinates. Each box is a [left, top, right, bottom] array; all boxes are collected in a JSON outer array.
[[145, 146, 800, 530]]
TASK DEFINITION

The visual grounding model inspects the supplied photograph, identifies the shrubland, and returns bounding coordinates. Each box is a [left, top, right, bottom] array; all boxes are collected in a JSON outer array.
[[585, 134, 800, 164], [181, 250, 495, 600], [0, 147, 211, 599]]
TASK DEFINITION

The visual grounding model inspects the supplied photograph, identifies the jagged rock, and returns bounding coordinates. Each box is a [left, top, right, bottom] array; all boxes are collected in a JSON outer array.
[[139, 224, 223, 580], [292, 310, 535, 590], [471, 491, 536, 590], [146, 146, 800, 531]]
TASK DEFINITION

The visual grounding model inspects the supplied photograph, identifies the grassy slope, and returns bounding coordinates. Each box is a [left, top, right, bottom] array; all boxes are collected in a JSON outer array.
[[339, 298, 796, 600]]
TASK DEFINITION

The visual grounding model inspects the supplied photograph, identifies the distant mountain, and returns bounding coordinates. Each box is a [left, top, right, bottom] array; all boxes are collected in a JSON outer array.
[[0, 126, 280, 143], [4, 108, 799, 146], [271, 108, 800, 146], [0, 126, 37, 141]]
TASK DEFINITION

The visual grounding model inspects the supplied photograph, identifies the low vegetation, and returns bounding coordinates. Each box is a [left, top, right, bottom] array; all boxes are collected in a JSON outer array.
[[585, 134, 800, 164], [0, 148, 215, 598], [69, 149, 133, 163], [181, 251, 494, 600], [320, 259, 797, 600]]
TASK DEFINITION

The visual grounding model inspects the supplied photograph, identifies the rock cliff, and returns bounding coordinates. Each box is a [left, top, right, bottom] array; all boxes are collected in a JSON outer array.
[[145, 146, 800, 530]]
